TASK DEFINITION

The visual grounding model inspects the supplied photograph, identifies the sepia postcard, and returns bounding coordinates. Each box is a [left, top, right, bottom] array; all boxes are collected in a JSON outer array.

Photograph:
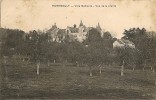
[[0, 0, 156, 99]]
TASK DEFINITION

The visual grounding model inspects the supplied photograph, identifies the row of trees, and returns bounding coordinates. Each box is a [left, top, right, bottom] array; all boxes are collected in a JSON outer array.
[[0, 27, 156, 70], [0, 28, 116, 64], [1, 27, 156, 86]]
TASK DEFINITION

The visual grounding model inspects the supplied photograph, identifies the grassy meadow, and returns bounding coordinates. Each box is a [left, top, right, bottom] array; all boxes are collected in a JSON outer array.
[[1, 59, 156, 99]]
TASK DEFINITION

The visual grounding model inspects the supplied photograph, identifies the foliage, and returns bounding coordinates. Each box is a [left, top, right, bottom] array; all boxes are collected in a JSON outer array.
[[123, 27, 156, 67], [1, 27, 155, 68]]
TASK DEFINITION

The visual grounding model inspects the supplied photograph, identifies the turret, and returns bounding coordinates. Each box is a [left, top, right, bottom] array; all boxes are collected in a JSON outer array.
[[96, 22, 102, 32], [51, 23, 57, 30], [79, 20, 84, 27]]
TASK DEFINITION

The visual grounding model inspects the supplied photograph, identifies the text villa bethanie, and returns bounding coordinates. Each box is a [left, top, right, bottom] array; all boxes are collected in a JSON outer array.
[[52, 4, 116, 7]]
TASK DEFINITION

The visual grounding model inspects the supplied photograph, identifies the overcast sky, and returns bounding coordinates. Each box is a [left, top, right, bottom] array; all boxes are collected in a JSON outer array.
[[1, 0, 156, 38]]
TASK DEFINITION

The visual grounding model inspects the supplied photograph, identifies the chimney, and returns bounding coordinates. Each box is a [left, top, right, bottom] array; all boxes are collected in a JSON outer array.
[[73, 24, 76, 28]]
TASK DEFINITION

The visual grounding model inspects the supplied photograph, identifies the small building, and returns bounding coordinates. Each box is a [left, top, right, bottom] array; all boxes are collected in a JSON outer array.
[[113, 39, 135, 49]]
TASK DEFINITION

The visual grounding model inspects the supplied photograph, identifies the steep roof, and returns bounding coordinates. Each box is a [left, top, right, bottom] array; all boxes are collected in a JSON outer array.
[[115, 39, 135, 45], [122, 39, 134, 45], [96, 22, 102, 31], [116, 39, 123, 44], [58, 29, 66, 34], [79, 20, 84, 27], [48, 23, 58, 32], [68, 27, 79, 33], [113, 39, 135, 48]]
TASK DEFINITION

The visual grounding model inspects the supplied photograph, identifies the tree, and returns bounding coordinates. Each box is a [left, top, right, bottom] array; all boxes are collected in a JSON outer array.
[[84, 28, 114, 76], [123, 28, 156, 87], [122, 27, 154, 68], [86, 28, 102, 43], [0, 29, 25, 57], [102, 31, 115, 49]]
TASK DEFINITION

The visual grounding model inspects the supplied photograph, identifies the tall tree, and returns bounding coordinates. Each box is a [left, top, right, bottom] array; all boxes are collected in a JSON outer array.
[[123, 28, 156, 69]]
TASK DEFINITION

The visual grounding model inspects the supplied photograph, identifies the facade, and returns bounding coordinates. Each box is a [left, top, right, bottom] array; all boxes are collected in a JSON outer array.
[[47, 23, 60, 42], [66, 21, 89, 42], [113, 39, 135, 49]]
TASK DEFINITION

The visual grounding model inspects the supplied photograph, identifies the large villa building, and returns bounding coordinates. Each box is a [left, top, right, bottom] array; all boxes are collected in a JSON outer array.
[[47, 21, 104, 42]]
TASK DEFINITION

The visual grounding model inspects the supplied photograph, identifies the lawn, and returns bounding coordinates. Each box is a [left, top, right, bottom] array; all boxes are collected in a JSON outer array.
[[1, 60, 156, 99]]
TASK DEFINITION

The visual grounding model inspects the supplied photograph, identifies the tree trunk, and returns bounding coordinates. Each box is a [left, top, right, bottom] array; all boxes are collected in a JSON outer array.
[[153, 67, 155, 73], [99, 65, 102, 74], [121, 65, 124, 76], [143, 61, 146, 71], [3, 57, 8, 80], [1, 59, 8, 91], [54, 60, 55, 63], [23, 58, 25, 62], [76, 61, 79, 67], [143, 65, 145, 71], [37, 62, 40, 75], [1, 62, 6, 81], [62, 60, 66, 67], [48, 60, 50, 66], [28, 57, 30, 62], [143, 68, 144, 71], [27, 57, 30, 64], [89, 65, 92, 77], [132, 65, 135, 71], [3, 56, 6, 64], [121, 60, 124, 76], [0, 60, 5, 100]]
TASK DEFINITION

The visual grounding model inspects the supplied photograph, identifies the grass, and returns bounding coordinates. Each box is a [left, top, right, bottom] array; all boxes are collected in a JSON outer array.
[[1, 60, 156, 99]]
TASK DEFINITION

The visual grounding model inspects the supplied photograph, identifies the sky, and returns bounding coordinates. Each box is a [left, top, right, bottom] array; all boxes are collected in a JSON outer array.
[[1, 0, 156, 38]]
